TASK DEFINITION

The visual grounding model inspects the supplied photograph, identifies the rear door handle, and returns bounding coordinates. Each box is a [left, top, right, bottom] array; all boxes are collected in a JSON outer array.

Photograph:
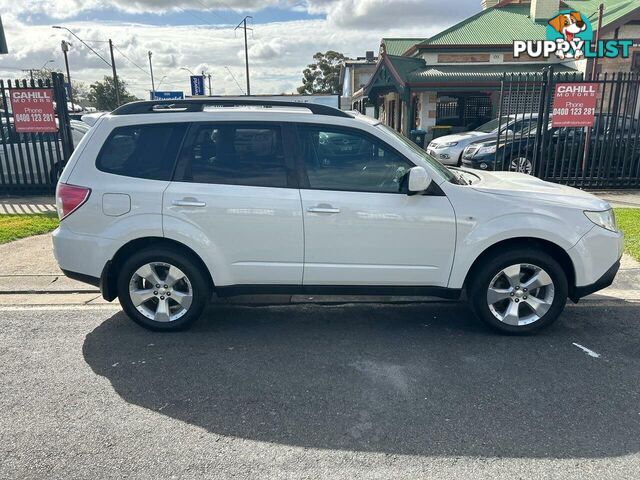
[[172, 199, 207, 207], [307, 205, 340, 214]]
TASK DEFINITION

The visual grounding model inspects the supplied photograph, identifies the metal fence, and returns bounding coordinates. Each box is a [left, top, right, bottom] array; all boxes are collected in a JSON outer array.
[[494, 67, 640, 189], [0, 72, 73, 195]]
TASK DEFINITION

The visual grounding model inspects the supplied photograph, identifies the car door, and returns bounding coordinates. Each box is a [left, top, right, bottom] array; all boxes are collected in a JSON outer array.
[[296, 124, 456, 287], [164, 122, 304, 286]]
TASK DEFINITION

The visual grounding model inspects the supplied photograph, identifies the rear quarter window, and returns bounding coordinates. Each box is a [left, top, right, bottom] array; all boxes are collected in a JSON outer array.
[[96, 123, 188, 180]]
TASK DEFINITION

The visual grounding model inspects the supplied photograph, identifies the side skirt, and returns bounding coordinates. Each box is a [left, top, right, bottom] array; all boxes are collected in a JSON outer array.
[[215, 284, 462, 300]]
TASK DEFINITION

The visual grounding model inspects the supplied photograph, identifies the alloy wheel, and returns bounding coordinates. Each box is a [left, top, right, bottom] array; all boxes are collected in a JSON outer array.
[[486, 263, 555, 326], [509, 157, 533, 174], [128, 262, 193, 322]]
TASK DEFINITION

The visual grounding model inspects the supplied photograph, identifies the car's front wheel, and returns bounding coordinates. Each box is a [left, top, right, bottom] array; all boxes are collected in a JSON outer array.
[[468, 248, 568, 334], [116, 247, 210, 331]]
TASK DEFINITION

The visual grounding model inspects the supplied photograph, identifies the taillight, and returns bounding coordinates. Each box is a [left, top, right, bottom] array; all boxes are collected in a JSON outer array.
[[56, 183, 91, 220]]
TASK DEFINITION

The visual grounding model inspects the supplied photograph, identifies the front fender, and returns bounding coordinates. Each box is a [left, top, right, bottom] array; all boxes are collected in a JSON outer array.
[[448, 211, 587, 288]]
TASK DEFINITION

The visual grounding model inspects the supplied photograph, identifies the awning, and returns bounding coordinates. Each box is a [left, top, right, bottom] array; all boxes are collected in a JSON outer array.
[[363, 54, 579, 95], [406, 64, 579, 85]]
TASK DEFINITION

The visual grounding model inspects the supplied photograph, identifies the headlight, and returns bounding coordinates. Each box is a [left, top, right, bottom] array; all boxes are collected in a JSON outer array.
[[439, 141, 458, 148], [584, 209, 616, 232], [478, 145, 497, 154]]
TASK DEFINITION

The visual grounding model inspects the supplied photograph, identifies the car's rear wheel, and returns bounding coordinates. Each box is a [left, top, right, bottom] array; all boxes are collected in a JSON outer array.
[[116, 248, 210, 331], [468, 248, 568, 334]]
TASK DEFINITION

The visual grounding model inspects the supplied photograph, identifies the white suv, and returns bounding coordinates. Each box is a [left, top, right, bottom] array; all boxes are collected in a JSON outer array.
[[53, 99, 623, 334]]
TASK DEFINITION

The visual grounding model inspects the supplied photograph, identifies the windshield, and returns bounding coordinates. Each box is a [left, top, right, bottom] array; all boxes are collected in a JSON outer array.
[[376, 124, 458, 183], [475, 116, 511, 133]]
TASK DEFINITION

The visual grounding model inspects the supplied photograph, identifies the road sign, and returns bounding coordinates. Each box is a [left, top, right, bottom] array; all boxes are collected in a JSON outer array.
[[552, 83, 599, 128], [151, 91, 185, 100], [190, 75, 205, 96], [9, 88, 57, 133]]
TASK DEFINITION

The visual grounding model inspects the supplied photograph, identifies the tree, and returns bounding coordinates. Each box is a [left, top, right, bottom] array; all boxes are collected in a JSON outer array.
[[297, 51, 346, 95], [87, 76, 138, 111]]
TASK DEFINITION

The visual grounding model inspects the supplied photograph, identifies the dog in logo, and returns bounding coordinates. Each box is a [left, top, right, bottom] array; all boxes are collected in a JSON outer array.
[[547, 11, 587, 59]]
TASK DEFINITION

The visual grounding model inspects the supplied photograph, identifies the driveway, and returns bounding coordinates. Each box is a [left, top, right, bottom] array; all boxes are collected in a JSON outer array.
[[1, 297, 640, 479]]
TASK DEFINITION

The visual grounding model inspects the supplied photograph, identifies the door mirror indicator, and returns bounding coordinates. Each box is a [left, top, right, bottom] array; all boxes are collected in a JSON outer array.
[[407, 166, 432, 194]]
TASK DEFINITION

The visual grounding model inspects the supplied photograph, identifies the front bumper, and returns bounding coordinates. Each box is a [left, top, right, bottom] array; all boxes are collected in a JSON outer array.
[[570, 258, 620, 302], [461, 157, 492, 170], [567, 224, 624, 301], [427, 146, 463, 165]]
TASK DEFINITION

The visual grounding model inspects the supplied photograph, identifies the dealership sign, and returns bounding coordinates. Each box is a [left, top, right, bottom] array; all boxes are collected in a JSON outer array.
[[190, 75, 205, 96], [152, 91, 185, 100], [9, 89, 57, 133], [552, 83, 598, 128]]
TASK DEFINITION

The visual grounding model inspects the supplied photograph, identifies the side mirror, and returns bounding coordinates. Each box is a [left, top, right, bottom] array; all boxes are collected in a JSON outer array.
[[407, 166, 432, 194], [504, 129, 515, 137]]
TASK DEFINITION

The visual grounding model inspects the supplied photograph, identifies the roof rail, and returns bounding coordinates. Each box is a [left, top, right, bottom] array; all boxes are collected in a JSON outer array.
[[111, 98, 353, 118]]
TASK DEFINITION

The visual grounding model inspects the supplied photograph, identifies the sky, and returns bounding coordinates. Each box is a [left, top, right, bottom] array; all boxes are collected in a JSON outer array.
[[0, 0, 481, 99]]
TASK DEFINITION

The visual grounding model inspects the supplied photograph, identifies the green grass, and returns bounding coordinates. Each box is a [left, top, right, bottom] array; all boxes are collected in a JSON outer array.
[[614, 208, 640, 262], [0, 213, 59, 245]]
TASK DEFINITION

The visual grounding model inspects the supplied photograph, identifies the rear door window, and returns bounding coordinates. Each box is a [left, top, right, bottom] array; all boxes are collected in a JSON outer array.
[[174, 124, 289, 188], [96, 123, 188, 180]]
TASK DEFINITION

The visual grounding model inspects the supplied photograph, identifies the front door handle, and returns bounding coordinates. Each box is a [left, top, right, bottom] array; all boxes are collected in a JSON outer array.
[[172, 198, 207, 207], [307, 205, 340, 214]]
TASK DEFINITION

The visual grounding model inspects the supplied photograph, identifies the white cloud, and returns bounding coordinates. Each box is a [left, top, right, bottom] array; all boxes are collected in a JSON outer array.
[[0, 1, 480, 99]]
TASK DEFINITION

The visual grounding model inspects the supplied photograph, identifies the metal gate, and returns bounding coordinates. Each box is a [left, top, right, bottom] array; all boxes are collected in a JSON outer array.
[[0, 72, 73, 195], [494, 67, 640, 189]]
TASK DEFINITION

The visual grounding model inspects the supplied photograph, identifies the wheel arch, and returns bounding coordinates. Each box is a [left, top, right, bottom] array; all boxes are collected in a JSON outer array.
[[101, 237, 214, 301], [462, 237, 576, 296]]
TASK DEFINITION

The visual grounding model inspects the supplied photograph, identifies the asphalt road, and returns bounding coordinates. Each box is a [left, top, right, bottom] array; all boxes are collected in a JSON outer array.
[[1, 299, 640, 479]]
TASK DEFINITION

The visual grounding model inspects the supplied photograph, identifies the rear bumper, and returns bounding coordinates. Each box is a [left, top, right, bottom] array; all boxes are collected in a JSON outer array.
[[570, 258, 620, 302]]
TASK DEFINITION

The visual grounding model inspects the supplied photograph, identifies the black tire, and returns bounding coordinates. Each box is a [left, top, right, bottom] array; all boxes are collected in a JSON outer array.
[[468, 248, 568, 334], [116, 247, 211, 331]]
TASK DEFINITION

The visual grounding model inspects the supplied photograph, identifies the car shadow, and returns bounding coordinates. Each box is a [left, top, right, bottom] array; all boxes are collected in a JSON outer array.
[[83, 300, 640, 458]]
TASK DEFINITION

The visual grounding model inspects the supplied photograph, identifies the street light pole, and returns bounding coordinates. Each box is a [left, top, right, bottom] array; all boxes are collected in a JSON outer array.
[[108, 39, 121, 106], [61, 41, 75, 113], [235, 16, 252, 96], [148, 51, 155, 99], [207, 74, 212, 96]]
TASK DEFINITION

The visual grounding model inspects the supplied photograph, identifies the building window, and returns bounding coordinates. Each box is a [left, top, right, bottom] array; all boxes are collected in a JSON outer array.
[[388, 100, 396, 129]]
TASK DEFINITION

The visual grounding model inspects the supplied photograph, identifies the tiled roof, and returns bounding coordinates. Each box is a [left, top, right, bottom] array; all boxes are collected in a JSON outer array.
[[381, 38, 424, 56], [563, 0, 639, 27], [419, 5, 547, 46], [397, 0, 639, 51]]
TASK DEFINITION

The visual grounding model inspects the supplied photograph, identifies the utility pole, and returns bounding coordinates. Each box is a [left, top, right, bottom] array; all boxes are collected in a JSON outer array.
[[108, 39, 121, 107], [590, 3, 605, 80], [207, 74, 212, 96], [235, 16, 252, 96], [61, 40, 75, 113], [201, 70, 206, 96], [148, 51, 155, 99], [583, 3, 605, 171]]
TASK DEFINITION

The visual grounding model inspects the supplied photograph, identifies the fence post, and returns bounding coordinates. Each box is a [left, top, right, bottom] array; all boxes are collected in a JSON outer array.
[[539, 65, 554, 179], [52, 72, 74, 160]]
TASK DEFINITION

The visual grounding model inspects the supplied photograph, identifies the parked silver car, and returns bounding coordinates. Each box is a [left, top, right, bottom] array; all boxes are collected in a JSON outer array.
[[426, 114, 539, 166]]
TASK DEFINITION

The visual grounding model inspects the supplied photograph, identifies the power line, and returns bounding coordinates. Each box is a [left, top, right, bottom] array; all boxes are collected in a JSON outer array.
[[225, 66, 245, 95], [112, 44, 151, 77], [192, 0, 235, 24]]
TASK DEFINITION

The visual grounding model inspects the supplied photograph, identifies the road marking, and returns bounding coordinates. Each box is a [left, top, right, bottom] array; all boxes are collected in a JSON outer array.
[[572, 343, 601, 358]]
